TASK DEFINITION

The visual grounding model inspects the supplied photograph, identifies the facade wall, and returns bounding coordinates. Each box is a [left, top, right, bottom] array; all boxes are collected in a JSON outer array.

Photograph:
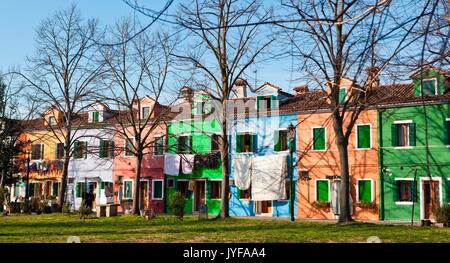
[[380, 103, 450, 221], [228, 113, 298, 218], [297, 109, 379, 220]]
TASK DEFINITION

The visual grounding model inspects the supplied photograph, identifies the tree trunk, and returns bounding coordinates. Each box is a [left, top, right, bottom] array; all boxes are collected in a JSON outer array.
[[58, 135, 72, 211], [334, 125, 353, 223], [218, 117, 230, 218], [0, 169, 5, 188], [132, 153, 142, 215]]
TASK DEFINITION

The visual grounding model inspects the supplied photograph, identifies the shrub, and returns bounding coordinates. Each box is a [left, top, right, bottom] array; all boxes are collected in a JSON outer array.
[[30, 197, 41, 212], [0, 188, 7, 212], [170, 192, 185, 220], [79, 200, 92, 219], [21, 200, 32, 214], [433, 204, 450, 226], [40, 200, 52, 214], [62, 202, 71, 214], [356, 201, 377, 210]]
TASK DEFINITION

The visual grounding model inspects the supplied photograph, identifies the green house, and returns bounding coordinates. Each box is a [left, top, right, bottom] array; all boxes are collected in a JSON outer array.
[[164, 90, 223, 215], [378, 67, 450, 222]]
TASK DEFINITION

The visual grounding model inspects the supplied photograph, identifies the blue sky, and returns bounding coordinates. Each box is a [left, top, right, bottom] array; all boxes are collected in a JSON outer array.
[[0, 0, 296, 92]]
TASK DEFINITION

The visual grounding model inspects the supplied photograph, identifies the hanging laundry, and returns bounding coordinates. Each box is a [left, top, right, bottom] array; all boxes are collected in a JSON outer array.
[[188, 179, 195, 191], [232, 155, 252, 190], [181, 154, 195, 174], [164, 153, 181, 176], [251, 154, 287, 201], [194, 152, 221, 168]]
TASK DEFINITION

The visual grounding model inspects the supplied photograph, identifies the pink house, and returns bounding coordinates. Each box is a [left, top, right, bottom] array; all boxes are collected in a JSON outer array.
[[112, 96, 167, 213]]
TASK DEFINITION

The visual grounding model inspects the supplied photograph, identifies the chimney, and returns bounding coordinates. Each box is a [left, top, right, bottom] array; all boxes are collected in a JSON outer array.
[[180, 86, 193, 101], [233, 79, 247, 98], [366, 67, 380, 88], [293, 85, 309, 95]]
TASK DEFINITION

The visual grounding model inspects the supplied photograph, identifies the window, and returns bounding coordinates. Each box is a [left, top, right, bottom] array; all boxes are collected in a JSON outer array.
[[238, 187, 251, 199], [339, 88, 347, 103], [274, 130, 289, 151], [422, 79, 437, 96], [99, 140, 114, 158], [257, 96, 272, 110], [445, 119, 450, 145], [14, 183, 20, 197], [208, 181, 221, 199], [74, 141, 87, 159], [76, 182, 85, 198], [356, 124, 371, 149], [316, 180, 329, 201], [142, 106, 150, 119], [52, 182, 59, 196], [285, 179, 291, 200], [177, 135, 192, 154], [396, 180, 413, 202], [91, 111, 100, 123], [392, 122, 416, 147], [312, 127, 326, 151], [167, 178, 175, 188], [195, 101, 206, 115], [123, 181, 133, 199], [236, 133, 256, 153], [154, 136, 164, 156], [125, 138, 134, 156], [152, 180, 164, 200], [211, 134, 220, 152], [31, 144, 44, 160], [357, 179, 372, 202], [55, 143, 64, 159], [48, 116, 56, 125], [177, 180, 190, 199]]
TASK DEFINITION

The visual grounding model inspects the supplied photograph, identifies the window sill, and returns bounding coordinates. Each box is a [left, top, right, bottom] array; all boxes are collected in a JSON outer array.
[[152, 198, 163, 201], [311, 149, 326, 152], [394, 146, 414, 150], [354, 147, 372, 151], [395, 201, 413, 205]]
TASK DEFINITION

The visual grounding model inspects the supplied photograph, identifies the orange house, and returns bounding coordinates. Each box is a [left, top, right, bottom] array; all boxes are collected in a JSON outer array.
[[112, 96, 167, 213], [283, 78, 381, 221]]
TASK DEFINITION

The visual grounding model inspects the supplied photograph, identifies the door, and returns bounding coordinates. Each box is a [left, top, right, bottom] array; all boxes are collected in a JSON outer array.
[[88, 182, 97, 210], [194, 181, 206, 212], [423, 181, 440, 220], [140, 181, 148, 209], [255, 201, 272, 215], [330, 180, 341, 215]]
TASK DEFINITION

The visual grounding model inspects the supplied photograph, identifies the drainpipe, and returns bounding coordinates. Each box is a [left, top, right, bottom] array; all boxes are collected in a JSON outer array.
[[377, 109, 385, 221]]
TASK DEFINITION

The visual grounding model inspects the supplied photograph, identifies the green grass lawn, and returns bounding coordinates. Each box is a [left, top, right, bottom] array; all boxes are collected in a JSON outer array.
[[0, 213, 449, 243]]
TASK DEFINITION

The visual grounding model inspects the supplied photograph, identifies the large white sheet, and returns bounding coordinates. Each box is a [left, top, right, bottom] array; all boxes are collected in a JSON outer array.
[[251, 154, 287, 201], [164, 153, 181, 176], [233, 155, 252, 190]]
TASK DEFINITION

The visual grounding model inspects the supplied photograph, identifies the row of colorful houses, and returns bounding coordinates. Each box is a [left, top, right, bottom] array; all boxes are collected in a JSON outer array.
[[10, 67, 450, 222]]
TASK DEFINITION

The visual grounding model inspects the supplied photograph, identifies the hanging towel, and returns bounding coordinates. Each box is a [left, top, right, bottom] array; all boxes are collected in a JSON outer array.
[[251, 154, 287, 201], [164, 153, 181, 176], [233, 155, 252, 190], [188, 179, 196, 191], [181, 154, 195, 174]]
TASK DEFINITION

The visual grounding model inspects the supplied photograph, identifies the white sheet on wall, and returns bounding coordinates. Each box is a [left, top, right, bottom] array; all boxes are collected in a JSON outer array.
[[251, 154, 287, 201], [233, 155, 252, 190], [164, 153, 181, 176], [181, 154, 195, 174]]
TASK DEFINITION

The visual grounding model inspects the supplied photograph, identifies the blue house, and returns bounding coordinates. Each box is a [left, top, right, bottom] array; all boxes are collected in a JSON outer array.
[[228, 83, 298, 218]]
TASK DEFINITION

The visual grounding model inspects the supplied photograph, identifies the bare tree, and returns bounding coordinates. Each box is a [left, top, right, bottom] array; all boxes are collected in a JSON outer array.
[[100, 19, 175, 215], [11, 5, 104, 210], [281, 0, 441, 222], [172, 0, 274, 218]]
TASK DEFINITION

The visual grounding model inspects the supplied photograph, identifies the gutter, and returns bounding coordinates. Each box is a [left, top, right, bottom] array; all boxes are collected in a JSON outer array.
[[377, 108, 385, 221]]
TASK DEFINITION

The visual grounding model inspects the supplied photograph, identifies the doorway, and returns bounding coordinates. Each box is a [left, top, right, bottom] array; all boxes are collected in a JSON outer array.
[[87, 182, 97, 210], [193, 181, 206, 212], [140, 180, 149, 210], [255, 201, 272, 216], [422, 180, 440, 220]]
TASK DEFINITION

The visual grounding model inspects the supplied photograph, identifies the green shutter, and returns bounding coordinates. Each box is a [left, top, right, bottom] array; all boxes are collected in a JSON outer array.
[[274, 131, 280, 151], [358, 180, 372, 202], [316, 180, 329, 201], [76, 183, 81, 198], [236, 135, 242, 153], [251, 134, 257, 153], [100, 181, 104, 189], [391, 124, 398, 147], [99, 140, 105, 158], [109, 141, 115, 158], [40, 144, 44, 159], [445, 120, 450, 145], [256, 97, 261, 110], [339, 88, 346, 103], [357, 125, 371, 149], [313, 128, 325, 150], [207, 181, 212, 199], [409, 123, 416, 146], [53, 182, 59, 196]]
